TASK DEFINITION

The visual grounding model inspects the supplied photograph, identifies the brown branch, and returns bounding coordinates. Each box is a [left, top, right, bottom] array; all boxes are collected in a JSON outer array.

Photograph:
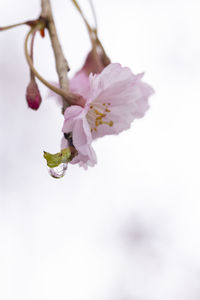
[[40, 0, 70, 109]]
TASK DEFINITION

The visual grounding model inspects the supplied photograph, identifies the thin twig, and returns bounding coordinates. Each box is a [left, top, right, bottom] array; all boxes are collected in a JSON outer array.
[[0, 22, 26, 31]]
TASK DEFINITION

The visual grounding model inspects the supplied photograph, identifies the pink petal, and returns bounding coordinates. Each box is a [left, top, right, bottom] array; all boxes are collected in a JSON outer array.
[[62, 105, 96, 167]]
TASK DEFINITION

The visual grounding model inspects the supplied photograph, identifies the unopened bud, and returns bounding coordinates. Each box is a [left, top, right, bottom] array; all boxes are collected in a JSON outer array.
[[26, 78, 42, 110], [82, 49, 111, 76]]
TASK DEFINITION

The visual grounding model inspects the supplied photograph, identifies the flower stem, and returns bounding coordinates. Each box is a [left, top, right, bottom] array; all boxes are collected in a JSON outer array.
[[25, 27, 86, 107], [71, 0, 110, 66], [88, 0, 98, 33], [25, 27, 70, 99], [29, 30, 37, 80], [71, 0, 96, 45]]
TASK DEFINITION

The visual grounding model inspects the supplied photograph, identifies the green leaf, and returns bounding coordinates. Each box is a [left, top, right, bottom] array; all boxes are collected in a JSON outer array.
[[43, 148, 71, 168]]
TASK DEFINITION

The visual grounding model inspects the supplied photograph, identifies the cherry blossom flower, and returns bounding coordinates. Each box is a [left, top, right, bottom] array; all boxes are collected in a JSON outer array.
[[62, 63, 154, 168]]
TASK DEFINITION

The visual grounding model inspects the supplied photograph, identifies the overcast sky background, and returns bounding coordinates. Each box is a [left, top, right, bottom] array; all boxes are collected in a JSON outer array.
[[0, 0, 200, 299]]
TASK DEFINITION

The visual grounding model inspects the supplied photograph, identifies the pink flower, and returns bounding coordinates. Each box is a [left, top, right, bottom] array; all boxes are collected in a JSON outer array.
[[62, 63, 154, 167]]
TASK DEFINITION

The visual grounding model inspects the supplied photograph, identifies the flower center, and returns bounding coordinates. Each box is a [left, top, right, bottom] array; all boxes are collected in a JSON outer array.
[[86, 102, 113, 132]]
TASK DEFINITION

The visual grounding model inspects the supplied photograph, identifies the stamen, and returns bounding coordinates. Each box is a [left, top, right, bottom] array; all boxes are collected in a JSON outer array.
[[86, 101, 114, 132], [94, 109, 106, 117]]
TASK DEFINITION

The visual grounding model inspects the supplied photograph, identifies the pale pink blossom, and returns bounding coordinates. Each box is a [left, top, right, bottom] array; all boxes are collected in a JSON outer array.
[[62, 63, 154, 167]]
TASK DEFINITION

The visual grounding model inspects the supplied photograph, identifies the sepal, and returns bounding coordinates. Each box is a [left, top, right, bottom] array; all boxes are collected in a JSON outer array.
[[43, 148, 72, 168]]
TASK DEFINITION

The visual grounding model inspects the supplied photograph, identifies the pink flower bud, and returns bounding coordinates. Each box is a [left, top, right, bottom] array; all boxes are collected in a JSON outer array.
[[26, 78, 42, 110], [81, 49, 110, 76]]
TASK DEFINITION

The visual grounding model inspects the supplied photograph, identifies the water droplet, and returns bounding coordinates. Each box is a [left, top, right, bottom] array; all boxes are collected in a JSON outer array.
[[49, 163, 68, 178]]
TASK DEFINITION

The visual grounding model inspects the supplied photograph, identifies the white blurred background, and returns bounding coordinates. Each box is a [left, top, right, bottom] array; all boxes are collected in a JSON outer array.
[[0, 0, 200, 299]]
